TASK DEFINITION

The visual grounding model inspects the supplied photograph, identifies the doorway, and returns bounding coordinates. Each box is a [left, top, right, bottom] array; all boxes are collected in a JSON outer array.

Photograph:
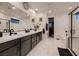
[[48, 17, 54, 37]]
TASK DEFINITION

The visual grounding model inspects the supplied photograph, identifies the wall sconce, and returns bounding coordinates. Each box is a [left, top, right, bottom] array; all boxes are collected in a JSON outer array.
[[39, 18, 42, 22], [32, 18, 35, 22]]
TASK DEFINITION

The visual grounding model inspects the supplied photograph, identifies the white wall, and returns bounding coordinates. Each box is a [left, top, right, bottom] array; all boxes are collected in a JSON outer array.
[[29, 10, 48, 30], [54, 13, 69, 48], [47, 13, 70, 48], [35, 13, 70, 46], [54, 14, 69, 39], [36, 13, 48, 30]]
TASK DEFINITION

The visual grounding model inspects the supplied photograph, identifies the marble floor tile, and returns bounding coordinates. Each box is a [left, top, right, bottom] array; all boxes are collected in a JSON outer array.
[[27, 36, 59, 56]]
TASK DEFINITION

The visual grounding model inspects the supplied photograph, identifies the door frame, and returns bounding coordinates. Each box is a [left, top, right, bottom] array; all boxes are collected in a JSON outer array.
[[48, 17, 54, 37], [69, 6, 79, 56]]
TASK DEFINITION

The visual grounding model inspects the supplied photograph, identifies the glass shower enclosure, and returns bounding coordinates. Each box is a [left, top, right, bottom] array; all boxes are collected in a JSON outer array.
[[69, 6, 79, 56]]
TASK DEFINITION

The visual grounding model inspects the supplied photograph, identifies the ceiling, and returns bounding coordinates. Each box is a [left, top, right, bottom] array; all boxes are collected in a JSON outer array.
[[28, 2, 79, 14], [0, 2, 79, 20]]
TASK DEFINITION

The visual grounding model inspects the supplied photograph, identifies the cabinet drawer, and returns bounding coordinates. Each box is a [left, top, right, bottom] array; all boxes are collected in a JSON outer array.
[[32, 34, 36, 37], [0, 45, 18, 56], [21, 36, 31, 43], [39, 33, 42, 40], [0, 39, 18, 52], [21, 39, 31, 56]]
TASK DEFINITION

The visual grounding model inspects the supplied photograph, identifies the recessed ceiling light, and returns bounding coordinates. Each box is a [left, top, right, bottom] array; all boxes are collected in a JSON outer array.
[[12, 7, 16, 10], [35, 8, 38, 11], [69, 7, 72, 10], [48, 10, 52, 13]]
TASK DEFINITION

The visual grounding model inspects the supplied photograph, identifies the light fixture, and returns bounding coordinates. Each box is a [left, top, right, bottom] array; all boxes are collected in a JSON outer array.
[[48, 10, 52, 13], [12, 7, 16, 10], [35, 8, 38, 11], [69, 7, 72, 10]]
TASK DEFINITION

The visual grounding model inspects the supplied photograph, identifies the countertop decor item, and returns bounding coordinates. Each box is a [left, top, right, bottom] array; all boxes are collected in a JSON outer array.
[[0, 21, 1, 24], [0, 32, 3, 37], [32, 18, 35, 22]]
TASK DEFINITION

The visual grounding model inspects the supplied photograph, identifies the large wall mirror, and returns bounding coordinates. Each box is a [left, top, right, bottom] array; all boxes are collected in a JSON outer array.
[[0, 18, 9, 33], [0, 2, 31, 33]]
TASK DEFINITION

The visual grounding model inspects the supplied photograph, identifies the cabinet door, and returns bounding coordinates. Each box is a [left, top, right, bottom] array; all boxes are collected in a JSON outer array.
[[0, 45, 18, 56], [32, 34, 37, 48], [36, 34, 40, 43], [0, 39, 18, 52], [32, 34, 37, 43], [39, 32, 42, 41], [21, 36, 30, 42], [21, 36, 31, 56], [36, 32, 42, 43], [0, 39, 19, 56]]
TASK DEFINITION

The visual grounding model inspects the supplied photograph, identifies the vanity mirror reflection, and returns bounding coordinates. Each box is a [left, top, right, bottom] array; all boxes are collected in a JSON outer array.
[[0, 18, 10, 33], [0, 2, 31, 33], [0, 2, 34, 36]]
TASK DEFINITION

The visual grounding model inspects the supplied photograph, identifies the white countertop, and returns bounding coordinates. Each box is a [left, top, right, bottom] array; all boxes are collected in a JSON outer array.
[[0, 30, 42, 44]]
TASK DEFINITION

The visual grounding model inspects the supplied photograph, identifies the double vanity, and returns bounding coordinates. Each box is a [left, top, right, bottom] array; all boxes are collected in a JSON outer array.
[[0, 30, 42, 56]]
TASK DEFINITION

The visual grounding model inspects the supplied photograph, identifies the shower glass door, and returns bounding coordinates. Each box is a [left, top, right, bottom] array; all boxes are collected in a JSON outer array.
[[72, 8, 79, 55]]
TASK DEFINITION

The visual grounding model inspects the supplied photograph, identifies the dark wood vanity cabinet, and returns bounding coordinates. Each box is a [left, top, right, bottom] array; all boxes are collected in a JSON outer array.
[[21, 32, 42, 55], [0, 39, 19, 56], [0, 45, 18, 56], [0, 32, 42, 56], [31, 32, 42, 48], [21, 36, 31, 56]]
